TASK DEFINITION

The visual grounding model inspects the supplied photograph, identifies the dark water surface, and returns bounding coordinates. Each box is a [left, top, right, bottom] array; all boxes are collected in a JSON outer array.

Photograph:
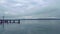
[[0, 20, 60, 34]]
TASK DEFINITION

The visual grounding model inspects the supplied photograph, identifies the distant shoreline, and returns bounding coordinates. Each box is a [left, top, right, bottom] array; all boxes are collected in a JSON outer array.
[[0, 18, 60, 20]]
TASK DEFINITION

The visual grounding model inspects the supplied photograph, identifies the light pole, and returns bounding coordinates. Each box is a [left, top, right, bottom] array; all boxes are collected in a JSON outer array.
[[2, 16, 5, 30], [1, 16, 5, 34]]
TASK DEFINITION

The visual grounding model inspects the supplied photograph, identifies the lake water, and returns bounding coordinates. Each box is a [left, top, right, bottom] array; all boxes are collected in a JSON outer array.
[[0, 20, 60, 34]]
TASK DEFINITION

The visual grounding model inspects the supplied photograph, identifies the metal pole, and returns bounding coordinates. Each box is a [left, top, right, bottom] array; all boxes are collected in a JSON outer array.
[[2, 16, 4, 29]]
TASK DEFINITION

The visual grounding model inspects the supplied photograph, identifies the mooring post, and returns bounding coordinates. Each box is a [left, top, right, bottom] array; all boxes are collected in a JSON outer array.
[[9, 20, 11, 23], [13, 20, 15, 23], [18, 19, 20, 24]]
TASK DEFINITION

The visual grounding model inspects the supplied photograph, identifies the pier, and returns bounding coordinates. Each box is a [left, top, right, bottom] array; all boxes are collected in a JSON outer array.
[[0, 19, 20, 24]]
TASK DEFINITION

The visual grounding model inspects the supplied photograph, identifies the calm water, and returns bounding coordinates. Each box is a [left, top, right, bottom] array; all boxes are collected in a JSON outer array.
[[0, 20, 60, 34]]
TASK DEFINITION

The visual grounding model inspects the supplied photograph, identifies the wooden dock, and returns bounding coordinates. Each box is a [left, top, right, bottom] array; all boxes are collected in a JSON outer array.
[[0, 19, 20, 24]]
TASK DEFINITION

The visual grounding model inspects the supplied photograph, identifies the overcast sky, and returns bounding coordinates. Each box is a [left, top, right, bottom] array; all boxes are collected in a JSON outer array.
[[0, 0, 60, 19]]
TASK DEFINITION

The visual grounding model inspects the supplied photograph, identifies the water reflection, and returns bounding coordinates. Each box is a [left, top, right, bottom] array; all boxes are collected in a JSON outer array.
[[0, 20, 60, 34]]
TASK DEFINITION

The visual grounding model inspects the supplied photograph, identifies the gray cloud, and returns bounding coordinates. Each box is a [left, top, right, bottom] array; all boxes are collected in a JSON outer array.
[[0, 0, 60, 19]]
